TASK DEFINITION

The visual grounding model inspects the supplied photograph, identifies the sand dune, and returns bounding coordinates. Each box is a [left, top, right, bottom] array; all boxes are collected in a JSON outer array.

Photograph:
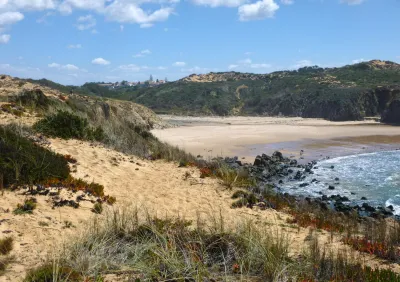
[[2, 116, 400, 280]]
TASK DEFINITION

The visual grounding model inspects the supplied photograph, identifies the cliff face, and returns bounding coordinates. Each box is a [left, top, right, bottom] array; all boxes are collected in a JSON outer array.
[[380, 87, 400, 124]]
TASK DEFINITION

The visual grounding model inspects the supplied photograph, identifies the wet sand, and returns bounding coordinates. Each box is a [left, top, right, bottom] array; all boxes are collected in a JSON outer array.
[[152, 116, 400, 163]]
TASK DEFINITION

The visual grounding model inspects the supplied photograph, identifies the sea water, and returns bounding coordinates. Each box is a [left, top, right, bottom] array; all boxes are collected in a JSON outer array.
[[281, 150, 400, 215]]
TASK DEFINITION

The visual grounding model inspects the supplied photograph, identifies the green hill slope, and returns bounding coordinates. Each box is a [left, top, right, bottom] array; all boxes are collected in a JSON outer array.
[[27, 60, 400, 122]]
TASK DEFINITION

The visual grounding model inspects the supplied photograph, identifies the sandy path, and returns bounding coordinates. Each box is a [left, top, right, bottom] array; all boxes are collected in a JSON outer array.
[[152, 116, 400, 161]]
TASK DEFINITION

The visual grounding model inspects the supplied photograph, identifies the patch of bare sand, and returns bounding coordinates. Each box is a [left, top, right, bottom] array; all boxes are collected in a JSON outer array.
[[1, 139, 399, 281], [152, 116, 400, 161]]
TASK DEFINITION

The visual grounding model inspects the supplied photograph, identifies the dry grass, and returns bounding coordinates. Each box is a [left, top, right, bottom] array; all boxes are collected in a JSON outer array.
[[24, 206, 400, 282], [0, 237, 13, 255]]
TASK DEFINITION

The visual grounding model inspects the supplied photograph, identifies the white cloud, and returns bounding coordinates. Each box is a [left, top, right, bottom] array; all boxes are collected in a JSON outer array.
[[0, 34, 10, 43], [36, 11, 55, 24], [340, 0, 364, 5], [238, 58, 252, 64], [250, 63, 271, 68], [12, 0, 56, 10], [59, 0, 106, 14], [76, 14, 96, 30], [280, 0, 293, 4], [238, 0, 279, 21], [229, 58, 271, 70], [118, 64, 141, 71], [173, 61, 186, 67], [67, 44, 82, 49], [292, 59, 313, 69], [92, 57, 110, 65], [182, 66, 209, 73], [133, 49, 152, 58], [64, 64, 79, 70], [104, 2, 173, 26], [244, 51, 252, 56], [0, 12, 24, 25], [120, 25, 124, 31], [140, 23, 153, 28], [352, 58, 367, 64], [192, 0, 248, 8], [48, 62, 79, 70]]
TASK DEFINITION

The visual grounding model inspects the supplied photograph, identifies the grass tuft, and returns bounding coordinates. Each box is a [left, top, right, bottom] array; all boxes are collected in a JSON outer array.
[[0, 237, 13, 255]]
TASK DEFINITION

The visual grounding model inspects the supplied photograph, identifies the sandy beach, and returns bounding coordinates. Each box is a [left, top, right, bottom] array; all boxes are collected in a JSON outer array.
[[152, 116, 400, 162]]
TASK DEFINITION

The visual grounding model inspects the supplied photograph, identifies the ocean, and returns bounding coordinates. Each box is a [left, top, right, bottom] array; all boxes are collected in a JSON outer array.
[[281, 150, 400, 215]]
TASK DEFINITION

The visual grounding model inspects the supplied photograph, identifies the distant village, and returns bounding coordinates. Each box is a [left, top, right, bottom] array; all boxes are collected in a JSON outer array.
[[98, 75, 167, 89]]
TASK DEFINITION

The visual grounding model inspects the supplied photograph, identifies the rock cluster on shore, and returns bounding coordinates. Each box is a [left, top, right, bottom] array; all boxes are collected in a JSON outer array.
[[222, 151, 396, 219]]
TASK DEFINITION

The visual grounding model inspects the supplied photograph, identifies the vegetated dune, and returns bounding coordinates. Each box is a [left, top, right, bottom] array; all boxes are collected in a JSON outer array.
[[1, 74, 400, 281], [3, 137, 399, 281], [0, 74, 170, 130]]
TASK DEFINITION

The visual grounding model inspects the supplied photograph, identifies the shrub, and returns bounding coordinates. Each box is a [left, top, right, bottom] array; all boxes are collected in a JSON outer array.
[[12, 89, 51, 111], [0, 237, 13, 255], [0, 125, 70, 187], [14, 198, 37, 215], [41, 176, 105, 197], [91, 202, 103, 214], [23, 263, 81, 282], [58, 208, 290, 280], [33, 111, 103, 141]]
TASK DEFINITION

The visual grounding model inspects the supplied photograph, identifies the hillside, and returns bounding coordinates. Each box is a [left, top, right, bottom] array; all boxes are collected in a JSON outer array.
[[80, 60, 400, 122]]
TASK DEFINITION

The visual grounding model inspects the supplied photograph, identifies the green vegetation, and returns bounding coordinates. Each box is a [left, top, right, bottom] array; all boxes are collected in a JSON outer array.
[[23, 263, 82, 282], [33, 110, 104, 141], [26, 207, 400, 281], [14, 198, 37, 215], [78, 60, 400, 121], [0, 237, 13, 255], [91, 202, 103, 214], [0, 125, 70, 188], [12, 89, 52, 112]]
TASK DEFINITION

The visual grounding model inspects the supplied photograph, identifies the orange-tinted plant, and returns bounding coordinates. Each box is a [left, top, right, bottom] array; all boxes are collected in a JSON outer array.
[[199, 167, 212, 178], [343, 236, 400, 262]]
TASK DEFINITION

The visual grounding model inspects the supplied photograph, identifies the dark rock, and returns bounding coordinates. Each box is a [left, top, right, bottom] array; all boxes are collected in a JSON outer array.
[[335, 177, 340, 181], [330, 165, 335, 169], [328, 185, 335, 190], [254, 156, 262, 166], [361, 197, 367, 200], [299, 183, 309, 188], [362, 203, 376, 212], [382, 95, 400, 124]]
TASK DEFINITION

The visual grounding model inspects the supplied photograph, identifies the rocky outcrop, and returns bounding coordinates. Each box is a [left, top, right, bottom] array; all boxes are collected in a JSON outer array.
[[382, 99, 400, 124]]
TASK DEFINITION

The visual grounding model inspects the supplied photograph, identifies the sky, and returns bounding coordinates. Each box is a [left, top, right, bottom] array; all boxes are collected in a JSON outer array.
[[0, 0, 399, 85]]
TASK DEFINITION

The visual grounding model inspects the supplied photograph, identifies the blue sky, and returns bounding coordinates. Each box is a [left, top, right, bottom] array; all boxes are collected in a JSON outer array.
[[0, 0, 399, 85]]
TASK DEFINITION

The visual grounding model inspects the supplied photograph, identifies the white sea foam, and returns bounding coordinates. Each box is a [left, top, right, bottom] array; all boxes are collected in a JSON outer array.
[[281, 150, 400, 211]]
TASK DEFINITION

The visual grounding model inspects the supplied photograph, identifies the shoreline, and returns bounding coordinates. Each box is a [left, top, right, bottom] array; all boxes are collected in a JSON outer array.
[[152, 115, 400, 163]]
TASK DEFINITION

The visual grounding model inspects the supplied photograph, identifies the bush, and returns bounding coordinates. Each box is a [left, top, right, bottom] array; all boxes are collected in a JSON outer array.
[[91, 202, 103, 214], [13, 89, 51, 111], [0, 125, 70, 187], [23, 263, 81, 282], [0, 237, 13, 255], [33, 111, 103, 141], [14, 198, 37, 215]]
